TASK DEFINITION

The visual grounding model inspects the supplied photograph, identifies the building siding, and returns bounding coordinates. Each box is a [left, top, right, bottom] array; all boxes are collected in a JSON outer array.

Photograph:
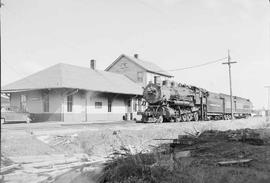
[[61, 91, 133, 122], [10, 90, 63, 114], [31, 113, 62, 122], [107, 57, 172, 87], [9, 88, 139, 122], [85, 91, 127, 121], [63, 90, 86, 122], [10, 93, 21, 110], [10, 90, 63, 122], [26, 90, 43, 113], [106, 57, 146, 86], [49, 90, 63, 114]]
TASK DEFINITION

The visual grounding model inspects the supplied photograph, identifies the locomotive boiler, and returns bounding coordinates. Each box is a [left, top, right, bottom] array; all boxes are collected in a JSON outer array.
[[141, 80, 252, 123]]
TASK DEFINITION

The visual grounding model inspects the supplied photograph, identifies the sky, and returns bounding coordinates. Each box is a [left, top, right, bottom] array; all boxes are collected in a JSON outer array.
[[1, 0, 270, 109]]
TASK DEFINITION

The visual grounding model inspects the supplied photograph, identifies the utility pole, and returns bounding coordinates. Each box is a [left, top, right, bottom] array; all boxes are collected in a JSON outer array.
[[222, 50, 237, 120], [0, 0, 2, 79], [0, 0, 3, 64], [265, 86, 270, 122]]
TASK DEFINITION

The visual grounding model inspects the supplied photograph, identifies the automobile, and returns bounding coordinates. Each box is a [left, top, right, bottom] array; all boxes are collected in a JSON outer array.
[[1, 106, 31, 124]]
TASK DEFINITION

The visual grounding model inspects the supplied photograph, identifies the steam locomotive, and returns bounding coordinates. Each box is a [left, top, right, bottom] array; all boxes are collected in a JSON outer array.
[[141, 80, 252, 123]]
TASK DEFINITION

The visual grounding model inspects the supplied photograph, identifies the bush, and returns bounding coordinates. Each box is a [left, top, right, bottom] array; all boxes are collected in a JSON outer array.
[[99, 153, 155, 183]]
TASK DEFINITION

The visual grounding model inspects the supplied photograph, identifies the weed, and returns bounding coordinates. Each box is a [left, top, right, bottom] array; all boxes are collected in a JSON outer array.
[[80, 140, 94, 156], [99, 129, 270, 183]]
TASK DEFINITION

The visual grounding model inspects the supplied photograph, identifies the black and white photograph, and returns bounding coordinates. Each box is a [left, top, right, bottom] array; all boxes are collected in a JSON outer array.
[[1, 0, 270, 182]]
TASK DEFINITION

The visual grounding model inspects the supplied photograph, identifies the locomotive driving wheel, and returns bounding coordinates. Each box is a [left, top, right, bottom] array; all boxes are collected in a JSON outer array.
[[193, 112, 199, 121], [156, 107, 164, 123], [186, 114, 192, 122], [181, 114, 187, 122], [156, 115, 163, 123]]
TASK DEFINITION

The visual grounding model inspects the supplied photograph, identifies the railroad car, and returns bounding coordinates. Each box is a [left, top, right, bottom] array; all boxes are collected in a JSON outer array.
[[141, 80, 252, 123], [207, 92, 252, 120]]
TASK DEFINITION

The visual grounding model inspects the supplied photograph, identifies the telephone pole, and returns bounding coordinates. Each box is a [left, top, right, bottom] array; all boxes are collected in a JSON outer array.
[[222, 50, 237, 120], [265, 86, 270, 122]]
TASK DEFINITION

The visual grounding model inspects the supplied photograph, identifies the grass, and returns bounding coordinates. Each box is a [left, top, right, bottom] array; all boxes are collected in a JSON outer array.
[[99, 153, 156, 183], [99, 152, 270, 183], [1, 131, 60, 156], [98, 129, 270, 183]]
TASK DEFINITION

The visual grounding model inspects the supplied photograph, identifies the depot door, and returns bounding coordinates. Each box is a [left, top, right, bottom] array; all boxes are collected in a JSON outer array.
[[81, 93, 87, 122], [126, 99, 132, 113]]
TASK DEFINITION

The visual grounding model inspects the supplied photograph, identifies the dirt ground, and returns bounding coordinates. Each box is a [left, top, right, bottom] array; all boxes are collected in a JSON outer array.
[[1, 117, 269, 183], [100, 128, 270, 183]]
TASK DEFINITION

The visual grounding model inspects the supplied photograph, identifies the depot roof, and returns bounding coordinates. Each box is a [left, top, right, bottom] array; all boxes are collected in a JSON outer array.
[[1, 63, 143, 95]]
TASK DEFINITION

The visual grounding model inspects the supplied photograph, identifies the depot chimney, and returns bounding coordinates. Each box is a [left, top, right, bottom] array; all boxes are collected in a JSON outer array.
[[90, 59, 96, 70], [134, 54, 139, 59]]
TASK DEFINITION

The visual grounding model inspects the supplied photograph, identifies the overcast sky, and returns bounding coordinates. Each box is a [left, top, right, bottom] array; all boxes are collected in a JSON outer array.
[[1, 0, 270, 109]]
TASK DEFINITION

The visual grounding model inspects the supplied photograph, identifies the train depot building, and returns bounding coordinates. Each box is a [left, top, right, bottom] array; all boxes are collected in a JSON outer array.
[[1, 54, 171, 122]]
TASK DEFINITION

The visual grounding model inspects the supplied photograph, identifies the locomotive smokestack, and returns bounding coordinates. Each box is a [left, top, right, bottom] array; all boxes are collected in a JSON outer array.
[[90, 59, 96, 70], [134, 54, 139, 59], [171, 81, 176, 87], [163, 80, 171, 87]]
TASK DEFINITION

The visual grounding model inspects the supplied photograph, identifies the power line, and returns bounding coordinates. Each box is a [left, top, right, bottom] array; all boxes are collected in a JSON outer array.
[[2, 59, 32, 78], [163, 57, 228, 72], [1, 59, 41, 88]]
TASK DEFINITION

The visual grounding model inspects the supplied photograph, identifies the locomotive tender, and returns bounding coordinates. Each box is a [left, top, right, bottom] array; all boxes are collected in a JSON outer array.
[[141, 80, 252, 123]]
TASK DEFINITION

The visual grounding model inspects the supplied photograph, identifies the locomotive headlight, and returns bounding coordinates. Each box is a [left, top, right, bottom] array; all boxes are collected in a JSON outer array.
[[147, 86, 157, 95]]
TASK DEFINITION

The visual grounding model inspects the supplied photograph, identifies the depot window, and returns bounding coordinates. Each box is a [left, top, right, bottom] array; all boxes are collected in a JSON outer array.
[[20, 94, 27, 112], [67, 95, 73, 112], [108, 99, 112, 112], [95, 102, 102, 109]]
